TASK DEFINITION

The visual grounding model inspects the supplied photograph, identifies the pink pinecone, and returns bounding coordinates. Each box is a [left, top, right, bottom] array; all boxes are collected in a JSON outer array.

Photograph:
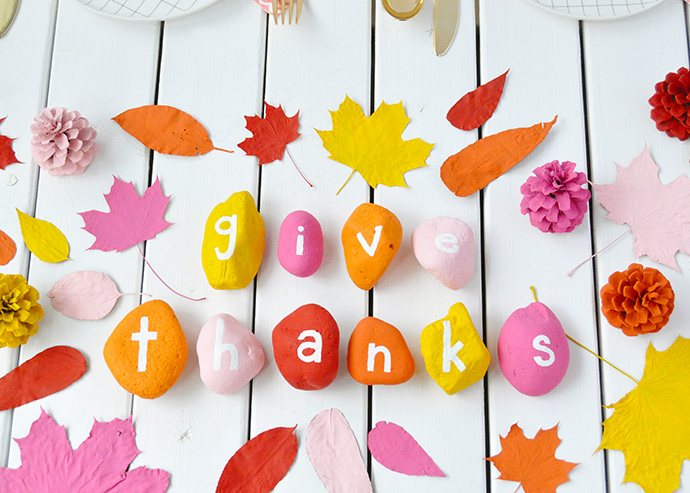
[[31, 107, 98, 176], [520, 160, 591, 233]]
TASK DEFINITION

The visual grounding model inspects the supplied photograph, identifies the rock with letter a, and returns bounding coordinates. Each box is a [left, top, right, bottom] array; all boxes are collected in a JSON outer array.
[[498, 301, 570, 396], [420, 302, 489, 395], [342, 203, 402, 290], [197, 313, 265, 394], [103, 300, 187, 399], [202, 191, 265, 290], [347, 317, 414, 385], [272, 304, 339, 390]]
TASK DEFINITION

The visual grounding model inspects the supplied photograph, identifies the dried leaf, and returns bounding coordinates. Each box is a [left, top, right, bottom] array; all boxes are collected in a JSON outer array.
[[306, 409, 373, 493], [599, 337, 690, 493], [216, 426, 298, 493], [593, 146, 690, 271], [48, 271, 127, 320], [0, 346, 86, 411], [0, 229, 16, 266], [447, 69, 509, 131], [316, 96, 434, 193], [16, 209, 69, 263], [487, 423, 577, 493], [0, 0, 20, 38], [368, 421, 445, 477], [239, 103, 300, 165], [0, 117, 20, 170]]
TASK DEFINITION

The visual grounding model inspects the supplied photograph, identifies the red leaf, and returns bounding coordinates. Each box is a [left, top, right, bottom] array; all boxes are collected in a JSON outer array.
[[0, 346, 86, 411], [447, 70, 509, 131], [0, 117, 21, 170], [216, 426, 298, 493], [239, 103, 300, 165]]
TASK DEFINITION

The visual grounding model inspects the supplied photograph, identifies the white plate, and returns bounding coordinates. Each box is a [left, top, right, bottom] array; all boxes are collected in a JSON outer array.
[[525, 0, 666, 20], [74, 0, 219, 21]]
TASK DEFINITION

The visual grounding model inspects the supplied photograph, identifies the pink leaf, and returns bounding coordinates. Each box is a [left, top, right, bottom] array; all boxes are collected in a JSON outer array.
[[0, 409, 169, 492], [368, 421, 445, 477], [48, 271, 124, 320], [79, 176, 172, 253], [593, 146, 690, 271]]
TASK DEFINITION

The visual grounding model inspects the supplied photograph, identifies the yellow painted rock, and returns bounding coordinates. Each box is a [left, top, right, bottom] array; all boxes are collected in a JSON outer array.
[[420, 302, 489, 395], [202, 191, 265, 290], [342, 203, 402, 290], [104, 300, 188, 399]]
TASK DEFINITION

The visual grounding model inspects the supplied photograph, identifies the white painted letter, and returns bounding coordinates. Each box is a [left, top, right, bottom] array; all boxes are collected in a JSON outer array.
[[357, 225, 383, 257], [296, 226, 305, 256], [131, 317, 157, 372], [435, 233, 459, 254], [297, 330, 322, 363], [214, 215, 238, 260], [367, 343, 392, 373], [533, 335, 555, 367], [442, 321, 466, 372], [214, 318, 239, 371]]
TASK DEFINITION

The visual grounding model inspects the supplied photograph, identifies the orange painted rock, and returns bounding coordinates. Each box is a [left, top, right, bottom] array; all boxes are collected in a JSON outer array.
[[347, 317, 414, 385], [342, 203, 402, 290], [104, 300, 188, 399], [272, 304, 339, 390]]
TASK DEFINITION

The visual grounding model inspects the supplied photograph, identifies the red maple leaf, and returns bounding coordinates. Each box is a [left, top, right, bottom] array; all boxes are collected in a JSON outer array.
[[239, 102, 300, 165], [79, 176, 172, 253], [0, 117, 21, 171]]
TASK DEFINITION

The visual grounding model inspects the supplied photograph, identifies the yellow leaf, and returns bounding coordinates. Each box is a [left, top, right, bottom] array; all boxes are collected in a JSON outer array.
[[16, 209, 70, 263], [316, 96, 434, 193], [599, 336, 690, 493]]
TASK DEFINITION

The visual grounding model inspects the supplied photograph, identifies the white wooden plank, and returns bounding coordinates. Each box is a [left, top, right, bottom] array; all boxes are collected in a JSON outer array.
[[372, 1, 486, 491], [7, 0, 160, 468], [481, 1, 606, 491], [583, 2, 690, 491], [128, 3, 267, 492], [0, 0, 58, 467], [250, 1, 372, 491]]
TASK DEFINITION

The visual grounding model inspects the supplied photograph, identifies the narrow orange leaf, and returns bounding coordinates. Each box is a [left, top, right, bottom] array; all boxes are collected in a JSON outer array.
[[441, 117, 557, 197], [0, 229, 16, 266]]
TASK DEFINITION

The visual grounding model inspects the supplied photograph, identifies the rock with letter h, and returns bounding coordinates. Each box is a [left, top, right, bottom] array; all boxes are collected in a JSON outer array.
[[498, 302, 570, 396], [202, 191, 265, 290], [420, 302, 489, 395]]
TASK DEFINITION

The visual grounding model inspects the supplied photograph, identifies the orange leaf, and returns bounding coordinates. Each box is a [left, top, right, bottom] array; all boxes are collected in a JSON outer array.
[[216, 426, 298, 493], [447, 69, 509, 131], [0, 229, 16, 266], [487, 423, 577, 493], [441, 117, 557, 197], [113, 105, 230, 156]]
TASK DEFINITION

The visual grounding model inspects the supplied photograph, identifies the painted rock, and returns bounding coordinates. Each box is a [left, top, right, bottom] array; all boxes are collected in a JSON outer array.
[[347, 317, 414, 385], [420, 302, 489, 395], [202, 191, 265, 290], [104, 300, 187, 399], [272, 304, 339, 390], [277, 210, 323, 278], [197, 313, 265, 394], [342, 203, 402, 290], [498, 302, 570, 396], [411, 217, 474, 290]]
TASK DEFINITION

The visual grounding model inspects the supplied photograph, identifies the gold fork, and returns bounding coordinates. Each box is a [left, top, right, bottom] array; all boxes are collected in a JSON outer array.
[[271, 0, 303, 24]]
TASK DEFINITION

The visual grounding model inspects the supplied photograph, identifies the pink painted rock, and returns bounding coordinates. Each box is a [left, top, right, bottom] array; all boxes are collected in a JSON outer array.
[[197, 314, 265, 394], [272, 304, 339, 390], [277, 210, 323, 278], [411, 217, 474, 290], [497, 302, 570, 396]]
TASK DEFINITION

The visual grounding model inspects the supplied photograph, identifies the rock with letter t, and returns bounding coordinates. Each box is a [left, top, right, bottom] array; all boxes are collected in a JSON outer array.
[[420, 302, 489, 395], [498, 301, 570, 396]]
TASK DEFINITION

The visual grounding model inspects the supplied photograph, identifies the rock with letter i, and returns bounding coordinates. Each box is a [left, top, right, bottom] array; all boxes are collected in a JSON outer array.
[[104, 300, 188, 399], [277, 210, 323, 278]]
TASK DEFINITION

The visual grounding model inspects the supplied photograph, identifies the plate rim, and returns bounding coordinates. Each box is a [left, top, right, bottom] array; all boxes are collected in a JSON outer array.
[[72, 0, 220, 22], [522, 0, 668, 21]]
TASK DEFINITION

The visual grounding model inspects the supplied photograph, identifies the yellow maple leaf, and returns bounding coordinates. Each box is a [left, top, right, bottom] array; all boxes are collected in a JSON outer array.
[[316, 96, 434, 193], [599, 336, 690, 493]]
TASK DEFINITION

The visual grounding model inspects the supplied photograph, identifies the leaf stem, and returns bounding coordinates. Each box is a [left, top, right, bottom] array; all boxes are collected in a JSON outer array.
[[136, 243, 206, 302], [119, 292, 153, 298], [567, 230, 631, 277], [213, 146, 234, 154], [285, 147, 313, 187], [336, 170, 356, 195]]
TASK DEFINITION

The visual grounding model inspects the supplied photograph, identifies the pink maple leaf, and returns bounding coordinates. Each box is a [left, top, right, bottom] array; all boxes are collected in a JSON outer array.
[[593, 146, 690, 271], [79, 176, 172, 253], [0, 409, 169, 492]]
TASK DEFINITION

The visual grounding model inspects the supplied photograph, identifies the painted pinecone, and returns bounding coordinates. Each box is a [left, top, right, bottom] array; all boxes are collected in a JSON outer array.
[[31, 107, 98, 176], [600, 263, 674, 337], [519, 160, 591, 233], [0, 274, 44, 348], [649, 67, 690, 141]]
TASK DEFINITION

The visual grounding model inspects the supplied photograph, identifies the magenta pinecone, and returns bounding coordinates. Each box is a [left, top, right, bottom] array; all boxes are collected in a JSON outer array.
[[31, 107, 98, 176], [520, 160, 591, 233]]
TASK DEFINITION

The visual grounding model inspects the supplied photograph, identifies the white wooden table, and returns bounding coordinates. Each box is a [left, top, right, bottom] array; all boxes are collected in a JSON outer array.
[[1, 0, 689, 491]]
